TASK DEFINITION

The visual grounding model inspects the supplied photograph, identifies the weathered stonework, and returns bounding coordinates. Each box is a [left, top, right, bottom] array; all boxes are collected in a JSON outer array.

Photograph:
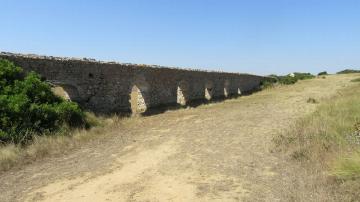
[[0, 52, 265, 114]]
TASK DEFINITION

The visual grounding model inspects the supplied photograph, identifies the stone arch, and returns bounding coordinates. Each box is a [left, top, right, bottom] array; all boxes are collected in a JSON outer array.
[[130, 85, 147, 113], [177, 81, 189, 106], [224, 80, 230, 97], [51, 84, 80, 102], [205, 82, 214, 100], [129, 78, 150, 114], [238, 88, 242, 95]]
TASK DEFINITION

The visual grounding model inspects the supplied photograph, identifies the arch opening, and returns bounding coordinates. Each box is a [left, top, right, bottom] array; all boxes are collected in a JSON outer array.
[[177, 86, 187, 106], [130, 85, 147, 114], [205, 87, 213, 100], [224, 80, 230, 97], [52, 84, 80, 102], [177, 81, 189, 106], [205, 82, 214, 100], [224, 87, 229, 97], [238, 88, 242, 95]]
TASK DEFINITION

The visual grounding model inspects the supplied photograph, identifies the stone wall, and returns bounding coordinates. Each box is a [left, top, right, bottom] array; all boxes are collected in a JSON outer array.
[[0, 52, 265, 114]]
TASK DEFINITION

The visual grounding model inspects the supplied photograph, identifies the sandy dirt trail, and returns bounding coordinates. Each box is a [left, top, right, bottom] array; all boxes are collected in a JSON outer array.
[[0, 74, 357, 202]]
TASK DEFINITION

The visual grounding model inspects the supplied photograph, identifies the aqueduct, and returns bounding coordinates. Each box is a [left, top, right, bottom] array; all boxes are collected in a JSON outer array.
[[0, 52, 264, 114]]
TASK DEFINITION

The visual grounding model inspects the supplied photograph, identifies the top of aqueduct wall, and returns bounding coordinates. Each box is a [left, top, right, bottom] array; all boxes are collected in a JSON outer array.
[[0, 51, 258, 76]]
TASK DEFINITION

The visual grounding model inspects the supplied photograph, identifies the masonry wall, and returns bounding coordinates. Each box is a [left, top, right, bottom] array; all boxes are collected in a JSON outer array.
[[0, 53, 264, 114]]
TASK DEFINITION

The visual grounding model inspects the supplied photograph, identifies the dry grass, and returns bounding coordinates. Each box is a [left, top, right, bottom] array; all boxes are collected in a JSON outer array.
[[0, 113, 125, 172], [306, 97, 318, 104], [332, 152, 360, 179], [351, 77, 360, 82], [275, 82, 360, 201]]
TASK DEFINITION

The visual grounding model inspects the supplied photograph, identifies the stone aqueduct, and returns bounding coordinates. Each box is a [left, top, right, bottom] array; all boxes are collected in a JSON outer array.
[[0, 52, 265, 114]]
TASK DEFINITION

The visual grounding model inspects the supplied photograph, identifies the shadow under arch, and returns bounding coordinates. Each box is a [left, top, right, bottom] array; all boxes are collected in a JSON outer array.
[[177, 81, 189, 106]]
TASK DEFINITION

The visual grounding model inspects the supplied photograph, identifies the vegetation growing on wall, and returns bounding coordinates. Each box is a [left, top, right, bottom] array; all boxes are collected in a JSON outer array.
[[0, 59, 86, 144]]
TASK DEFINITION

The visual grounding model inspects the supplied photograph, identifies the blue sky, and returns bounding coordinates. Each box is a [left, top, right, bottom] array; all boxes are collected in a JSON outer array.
[[1, 0, 359, 75]]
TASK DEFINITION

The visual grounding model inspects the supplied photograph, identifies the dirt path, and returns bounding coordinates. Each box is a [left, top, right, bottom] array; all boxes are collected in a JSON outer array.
[[0, 74, 358, 202]]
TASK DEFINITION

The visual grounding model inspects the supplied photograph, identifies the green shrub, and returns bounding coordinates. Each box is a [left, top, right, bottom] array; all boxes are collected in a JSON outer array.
[[0, 59, 86, 144], [278, 75, 298, 85], [337, 69, 360, 74], [260, 76, 278, 89], [293, 72, 315, 80], [318, 71, 328, 76], [265, 72, 315, 86]]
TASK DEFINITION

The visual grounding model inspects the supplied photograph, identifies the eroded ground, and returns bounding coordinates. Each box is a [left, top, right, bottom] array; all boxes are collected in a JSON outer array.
[[0, 74, 358, 202]]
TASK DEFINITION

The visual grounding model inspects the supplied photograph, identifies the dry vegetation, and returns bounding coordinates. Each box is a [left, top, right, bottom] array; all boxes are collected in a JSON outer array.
[[275, 80, 360, 201], [351, 77, 360, 82], [0, 112, 121, 172]]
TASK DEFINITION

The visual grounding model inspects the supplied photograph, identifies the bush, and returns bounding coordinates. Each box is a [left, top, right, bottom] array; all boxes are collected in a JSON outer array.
[[260, 76, 278, 89], [0, 59, 86, 144], [337, 69, 360, 74], [293, 72, 315, 80], [264, 72, 315, 86], [278, 75, 298, 85], [318, 71, 328, 76]]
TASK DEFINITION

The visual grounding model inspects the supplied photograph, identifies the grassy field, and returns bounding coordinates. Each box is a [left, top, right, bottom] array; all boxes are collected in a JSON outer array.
[[275, 76, 360, 201]]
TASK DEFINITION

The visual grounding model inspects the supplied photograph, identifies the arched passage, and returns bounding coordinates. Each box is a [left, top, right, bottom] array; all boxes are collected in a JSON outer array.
[[224, 88, 229, 97], [238, 88, 242, 95], [177, 81, 189, 106], [130, 85, 148, 114], [205, 82, 214, 100], [51, 84, 80, 102], [224, 80, 230, 97]]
